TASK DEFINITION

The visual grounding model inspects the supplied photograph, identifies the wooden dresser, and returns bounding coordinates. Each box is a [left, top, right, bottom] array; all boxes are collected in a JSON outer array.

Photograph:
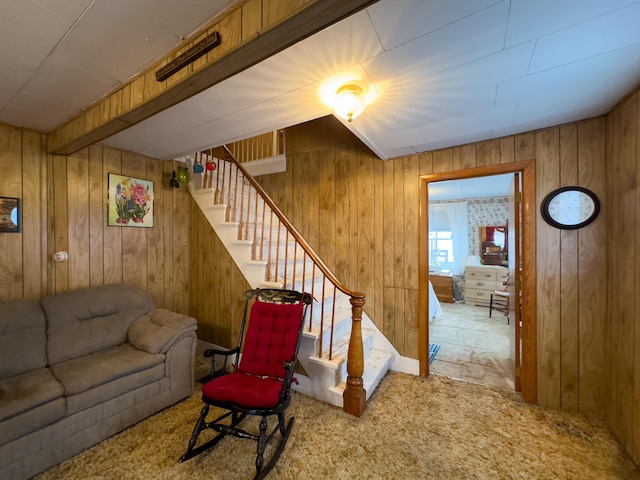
[[429, 273, 454, 303], [464, 265, 508, 307]]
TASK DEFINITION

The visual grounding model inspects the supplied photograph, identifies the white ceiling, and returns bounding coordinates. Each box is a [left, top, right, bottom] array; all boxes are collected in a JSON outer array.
[[2, 0, 640, 167]]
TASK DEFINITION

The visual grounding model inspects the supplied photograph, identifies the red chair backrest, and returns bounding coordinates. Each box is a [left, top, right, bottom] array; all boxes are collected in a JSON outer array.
[[237, 297, 305, 380]]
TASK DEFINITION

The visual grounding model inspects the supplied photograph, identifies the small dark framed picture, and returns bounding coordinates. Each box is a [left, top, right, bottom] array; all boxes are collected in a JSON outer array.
[[0, 197, 20, 233]]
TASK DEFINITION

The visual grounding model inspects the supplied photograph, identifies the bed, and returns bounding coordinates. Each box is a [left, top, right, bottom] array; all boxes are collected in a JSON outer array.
[[429, 280, 443, 322]]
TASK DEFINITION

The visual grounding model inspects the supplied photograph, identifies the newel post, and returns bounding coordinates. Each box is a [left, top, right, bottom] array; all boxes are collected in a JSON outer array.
[[343, 292, 366, 417]]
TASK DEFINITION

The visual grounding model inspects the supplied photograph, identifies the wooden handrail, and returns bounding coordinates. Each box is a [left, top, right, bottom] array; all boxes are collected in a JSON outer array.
[[206, 145, 367, 416], [221, 146, 355, 298]]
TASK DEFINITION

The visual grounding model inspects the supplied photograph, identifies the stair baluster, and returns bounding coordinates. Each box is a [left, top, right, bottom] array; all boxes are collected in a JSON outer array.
[[190, 146, 369, 416]]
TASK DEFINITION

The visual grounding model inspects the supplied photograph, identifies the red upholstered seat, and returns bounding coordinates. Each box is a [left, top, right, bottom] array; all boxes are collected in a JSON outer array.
[[202, 372, 283, 409], [202, 298, 304, 409], [180, 289, 312, 479]]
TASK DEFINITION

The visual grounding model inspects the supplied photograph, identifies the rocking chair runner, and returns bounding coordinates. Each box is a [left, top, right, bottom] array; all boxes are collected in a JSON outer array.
[[179, 288, 312, 479]]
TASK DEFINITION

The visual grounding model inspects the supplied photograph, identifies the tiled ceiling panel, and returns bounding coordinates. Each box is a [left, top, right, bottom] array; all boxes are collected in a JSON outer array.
[[1, 0, 640, 166]]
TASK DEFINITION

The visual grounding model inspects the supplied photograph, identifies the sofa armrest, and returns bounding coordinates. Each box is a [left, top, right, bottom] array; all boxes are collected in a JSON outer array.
[[128, 308, 197, 354]]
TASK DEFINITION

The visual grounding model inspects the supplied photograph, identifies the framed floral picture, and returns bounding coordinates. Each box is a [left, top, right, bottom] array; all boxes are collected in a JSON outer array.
[[107, 174, 154, 227], [0, 196, 20, 233]]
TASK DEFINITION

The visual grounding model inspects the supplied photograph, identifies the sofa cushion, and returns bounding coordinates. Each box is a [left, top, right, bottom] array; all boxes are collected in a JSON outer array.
[[42, 284, 154, 365], [65, 364, 166, 416], [0, 368, 64, 422], [0, 299, 47, 378], [50, 343, 165, 397], [0, 397, 66, 448], [0, 368, 65, 446], [128, 308, 197, 354]]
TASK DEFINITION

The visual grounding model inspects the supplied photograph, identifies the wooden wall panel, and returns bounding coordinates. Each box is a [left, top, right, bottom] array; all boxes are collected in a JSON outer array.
[[88, 146, 105, 286], [121, 153, 149, 290], [187, 203, 250, 349], [318, 149, 336, 270], [335, 145, 350, 284], [607, 91, 640, 463], [144, 158, 165, 306], [576, 118, 607, 418], [0, 122, 191, 318], [51, 155, 70, 294], [0, 124, 24, 298], [535, 128, 562, 410], [67, 149, 91, 290], [21, 130, 47, 298], [250, 114, 613, 419], [102, 149, 123, 285], [558, 124, 579, 413]]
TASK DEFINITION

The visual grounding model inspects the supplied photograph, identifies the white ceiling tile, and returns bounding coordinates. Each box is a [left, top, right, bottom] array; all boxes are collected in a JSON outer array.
[[363, 1, 510, 83], [11, 55, 118, 130], [419, 42, 534, 98], [144, 0, 240, 38], [270, 85, 333, 121], [23, 54, 118, 106], [514, 94, 601, 125], [134, 130, 208, 160], [188, 119, 241, 146], [367, 0, 502, 51], [497, 44, 640, 108], [193, 68, 284, 117], [52, 0, 181, 82], [3, 0, 640, 161], [376, 145, 417, 158], [0, 61, 30, 105], [416, 129, 493, 153], [420, 105, 515, 143], [0, 0, 87, 72], [528, 3, 640, 73], [377, 126, 426, 150], [217, 100, 296, 139], [255, 11, 382, 94], [0, 89, 75, 132], [506, 0, 640, 48]]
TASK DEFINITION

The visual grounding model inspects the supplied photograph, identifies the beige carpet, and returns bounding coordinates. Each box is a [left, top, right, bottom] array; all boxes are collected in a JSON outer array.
[[34, 357, 640, 480], [430, 302, 513, 390]]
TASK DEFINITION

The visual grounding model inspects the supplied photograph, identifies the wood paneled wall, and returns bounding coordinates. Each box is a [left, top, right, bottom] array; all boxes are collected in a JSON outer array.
[[0, 124, 48, 299], [606, 90, 640, 464], [256, 115, 609, 420], [188, 201, 251, 348], [0, 122, 190, 314]]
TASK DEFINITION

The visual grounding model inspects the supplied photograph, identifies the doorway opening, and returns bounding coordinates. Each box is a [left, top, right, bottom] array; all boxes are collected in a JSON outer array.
[[418, 161, 537, 403], [427, 173, 514, 390]]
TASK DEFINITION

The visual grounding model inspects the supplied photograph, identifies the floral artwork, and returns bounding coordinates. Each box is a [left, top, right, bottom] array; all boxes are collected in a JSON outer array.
[[108, 174, 154, 227]]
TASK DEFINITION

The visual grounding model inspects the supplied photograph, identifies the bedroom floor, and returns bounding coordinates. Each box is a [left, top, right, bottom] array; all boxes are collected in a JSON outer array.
[[429, 302, 514, 391]]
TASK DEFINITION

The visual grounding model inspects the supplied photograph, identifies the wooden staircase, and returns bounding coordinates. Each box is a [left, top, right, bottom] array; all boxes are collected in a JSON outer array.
[[185, 147, 397, 414]]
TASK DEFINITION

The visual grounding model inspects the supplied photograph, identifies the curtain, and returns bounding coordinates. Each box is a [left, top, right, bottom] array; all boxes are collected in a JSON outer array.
[[440, 201, 469, 276]]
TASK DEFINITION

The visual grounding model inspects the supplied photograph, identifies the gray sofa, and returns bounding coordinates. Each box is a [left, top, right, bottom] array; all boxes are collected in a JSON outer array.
[[0, 284, 198, 480]]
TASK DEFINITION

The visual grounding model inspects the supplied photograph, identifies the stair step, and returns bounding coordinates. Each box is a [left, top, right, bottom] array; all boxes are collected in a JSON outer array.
[[307, 327, 376, 380], [330, 349, 394, 401]]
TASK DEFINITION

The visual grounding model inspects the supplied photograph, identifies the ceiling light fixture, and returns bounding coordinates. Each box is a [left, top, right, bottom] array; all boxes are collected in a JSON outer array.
[[334, 84, 366, 122]]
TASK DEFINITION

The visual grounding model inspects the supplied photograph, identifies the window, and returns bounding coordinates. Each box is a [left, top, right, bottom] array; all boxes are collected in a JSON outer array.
[[429, 230, 454, 270]]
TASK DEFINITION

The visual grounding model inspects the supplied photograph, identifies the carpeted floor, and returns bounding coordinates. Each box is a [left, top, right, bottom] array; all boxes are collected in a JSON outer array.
[[34, 357, 640, 480], [430, 302, 513, 390]]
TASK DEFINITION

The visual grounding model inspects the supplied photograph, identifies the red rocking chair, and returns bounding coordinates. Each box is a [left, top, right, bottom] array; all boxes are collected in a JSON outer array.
[[179, 288, 312, 479]]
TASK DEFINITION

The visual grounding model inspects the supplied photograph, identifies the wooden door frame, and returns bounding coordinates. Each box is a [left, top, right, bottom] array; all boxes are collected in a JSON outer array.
[[418, 160, 537, 404]]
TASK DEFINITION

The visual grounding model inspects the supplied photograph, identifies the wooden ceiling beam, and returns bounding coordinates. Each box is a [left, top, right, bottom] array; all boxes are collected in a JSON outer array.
[[48, 0, 380, 156]]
